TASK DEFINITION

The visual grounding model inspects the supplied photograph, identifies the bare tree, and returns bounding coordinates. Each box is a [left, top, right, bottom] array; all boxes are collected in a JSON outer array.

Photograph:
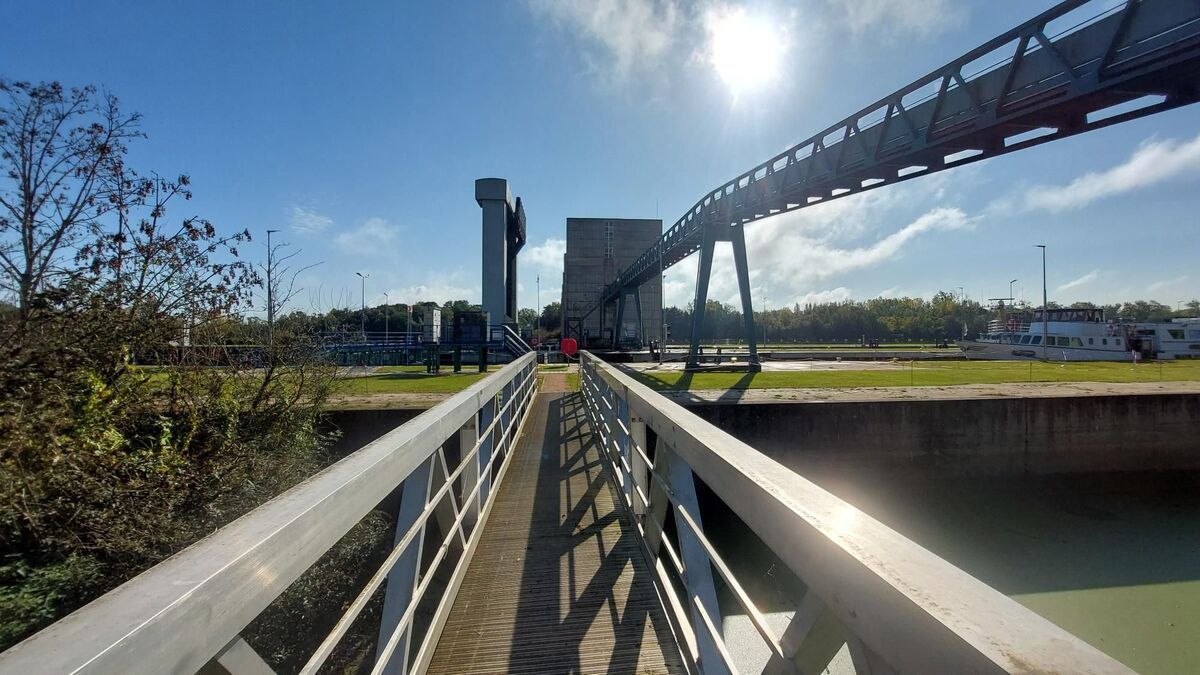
[[0, 80, 142, 323]]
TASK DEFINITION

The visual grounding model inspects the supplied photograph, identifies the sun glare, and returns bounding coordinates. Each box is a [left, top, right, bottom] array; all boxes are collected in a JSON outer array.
[[706, 7, 787, 95]]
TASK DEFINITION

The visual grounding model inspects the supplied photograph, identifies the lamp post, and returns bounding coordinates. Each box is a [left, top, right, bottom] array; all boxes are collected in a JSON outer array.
[[266, 229, 279, 345], [355, 272, 368, 341], [762, 294, 768, 344], [1035, 245, 1047, 360], [536, 274, 541, 340], [383, 292, 390, 345], [1009, 279, 1018, 305]]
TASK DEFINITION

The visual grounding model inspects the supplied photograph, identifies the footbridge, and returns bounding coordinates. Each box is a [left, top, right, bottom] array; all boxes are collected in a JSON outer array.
[[1, 354, 1134, 674], [582, 0, 1200, 370]]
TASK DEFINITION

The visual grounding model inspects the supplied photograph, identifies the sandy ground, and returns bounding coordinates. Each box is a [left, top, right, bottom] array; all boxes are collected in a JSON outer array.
[[629, 360, 906, 372], [661, 380, 1200, 405]]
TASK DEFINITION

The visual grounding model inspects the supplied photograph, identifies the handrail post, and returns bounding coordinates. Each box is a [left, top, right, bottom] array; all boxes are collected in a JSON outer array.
[[664, 447, 729, 675], [629, 413, 648, 516], [375, 456, 435, 674], [459, 417, 480, 534]]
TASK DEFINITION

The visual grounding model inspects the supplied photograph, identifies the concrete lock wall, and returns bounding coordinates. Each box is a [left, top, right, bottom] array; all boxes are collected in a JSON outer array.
[[686, 394, 1200, 478]]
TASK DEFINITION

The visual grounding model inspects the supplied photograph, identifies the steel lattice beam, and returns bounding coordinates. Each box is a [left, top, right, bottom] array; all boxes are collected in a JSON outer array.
[[587, 0, 1200, 321]]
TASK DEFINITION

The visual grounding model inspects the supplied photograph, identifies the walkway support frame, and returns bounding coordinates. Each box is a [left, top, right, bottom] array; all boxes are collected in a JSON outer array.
[[580, 351, 1132, 674]]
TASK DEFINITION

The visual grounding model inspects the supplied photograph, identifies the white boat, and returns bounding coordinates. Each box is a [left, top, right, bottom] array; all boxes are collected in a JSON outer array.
[[1132, 317, 1200, 360], [957, 307, 1176, 361]]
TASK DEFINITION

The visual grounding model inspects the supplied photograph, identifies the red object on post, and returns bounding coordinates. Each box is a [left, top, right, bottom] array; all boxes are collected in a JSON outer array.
[[560, 338, 578, 356]]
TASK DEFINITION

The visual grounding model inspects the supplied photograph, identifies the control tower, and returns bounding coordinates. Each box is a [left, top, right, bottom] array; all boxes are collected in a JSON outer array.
[[475, 178, 526, 326]]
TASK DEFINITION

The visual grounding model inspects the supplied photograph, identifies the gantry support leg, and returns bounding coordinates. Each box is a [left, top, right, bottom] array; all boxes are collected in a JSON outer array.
[[614, 291, 628, 349], [633, 287, 645, 349], [685, 232, 716, 370], [686, 224, 759, 371], [729, 222, 761, 371]]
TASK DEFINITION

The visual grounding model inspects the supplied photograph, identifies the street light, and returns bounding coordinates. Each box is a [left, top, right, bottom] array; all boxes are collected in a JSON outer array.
[[383, 292, 390, 345], [762, 294, 768, 344], [1035, 245, 1047, 360], [1009, 279, 1018, 306], [355, 272, 369, 341]]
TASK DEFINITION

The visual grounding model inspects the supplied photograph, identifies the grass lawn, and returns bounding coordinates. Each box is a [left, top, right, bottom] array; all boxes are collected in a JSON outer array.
[[630, 360, 1200, 391], [374, 365, 435, 373], [335, 371, 490, 395]]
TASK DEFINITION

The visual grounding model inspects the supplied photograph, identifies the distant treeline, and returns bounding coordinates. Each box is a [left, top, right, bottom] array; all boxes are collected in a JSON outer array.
[[662, 294, 1196, 343]]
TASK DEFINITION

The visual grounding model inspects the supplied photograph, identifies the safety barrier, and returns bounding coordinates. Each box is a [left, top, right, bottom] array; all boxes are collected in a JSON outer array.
[[579, 351, 1132, 674], [0, 353, 538, 675]]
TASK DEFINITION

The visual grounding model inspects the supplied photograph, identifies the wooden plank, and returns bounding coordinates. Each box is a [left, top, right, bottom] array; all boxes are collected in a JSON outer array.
[[425, 392, 686, 675]]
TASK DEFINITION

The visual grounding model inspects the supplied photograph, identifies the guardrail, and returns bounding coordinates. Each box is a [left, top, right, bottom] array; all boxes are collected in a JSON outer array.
[[579, 351, 1132, 674], [1, 352, 538, 675]]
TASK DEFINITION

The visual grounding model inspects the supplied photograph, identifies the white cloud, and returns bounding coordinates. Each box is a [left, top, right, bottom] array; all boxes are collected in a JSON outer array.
[[1056, 269, 1100, 293], [525, 238, 566, 271], [1018, 132, 1200, 213], [334, 217, 400, 255], [826, 0, 966, 40], [1147, 275, 1190, 293], [526, 0, 681, 85], [387, 282, 478, 305], [795, 287, 853, 306], [289, 206, 333, 234], [528, 0, 961, 91]]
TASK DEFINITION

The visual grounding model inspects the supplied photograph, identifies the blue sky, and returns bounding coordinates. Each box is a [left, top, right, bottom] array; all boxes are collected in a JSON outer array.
[[5, 0, 1197, 315]]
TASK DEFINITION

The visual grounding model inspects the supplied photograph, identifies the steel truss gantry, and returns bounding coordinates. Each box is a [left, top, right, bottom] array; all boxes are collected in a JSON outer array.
[[587, 0, 1200, 369]]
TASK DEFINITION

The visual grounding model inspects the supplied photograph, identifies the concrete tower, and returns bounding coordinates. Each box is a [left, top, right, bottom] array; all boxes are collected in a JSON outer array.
[[475, 178, 526, 326]]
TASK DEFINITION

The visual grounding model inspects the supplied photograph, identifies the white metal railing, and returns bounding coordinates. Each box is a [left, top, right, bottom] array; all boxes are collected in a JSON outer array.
[[0, 352, 538, 675], [502, 324, 532, 355], [579, 351, 1133, 675]]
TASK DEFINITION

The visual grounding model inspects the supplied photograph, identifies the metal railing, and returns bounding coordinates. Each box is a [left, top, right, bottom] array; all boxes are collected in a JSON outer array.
[[579, 351, 1133, 674], [0, 352, 538, 675]]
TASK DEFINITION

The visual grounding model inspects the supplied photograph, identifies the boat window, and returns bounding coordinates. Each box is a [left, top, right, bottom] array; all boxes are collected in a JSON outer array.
[[1070, 338, 1083, 347], [1102, 338, 1107, 345], [1116, 338, 1122, 345], [1088, 338, 1094, 345], [1168, 329, 1184, 339], [1020, 335, 1031, 344], [1057, 337, 1071, 346], [1031, 335, 1041, 344]]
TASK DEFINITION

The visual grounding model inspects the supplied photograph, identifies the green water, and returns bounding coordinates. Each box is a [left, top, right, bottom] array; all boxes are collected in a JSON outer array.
[[814, 471, 1200, 674]]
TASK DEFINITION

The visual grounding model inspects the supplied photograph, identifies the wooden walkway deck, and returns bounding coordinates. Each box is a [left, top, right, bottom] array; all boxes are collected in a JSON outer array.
[[425, 389, 686, 675]]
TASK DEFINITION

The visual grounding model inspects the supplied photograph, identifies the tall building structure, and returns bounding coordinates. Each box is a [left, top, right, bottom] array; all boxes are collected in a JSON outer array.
[[561, 218, 662, 347], [475, 178, 525, 326]]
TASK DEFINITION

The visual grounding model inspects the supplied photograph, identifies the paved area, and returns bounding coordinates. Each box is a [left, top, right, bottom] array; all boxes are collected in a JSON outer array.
[[661, 380, 1200, 405], [425, 391, 685, 675], [629, 360, 907, 372]]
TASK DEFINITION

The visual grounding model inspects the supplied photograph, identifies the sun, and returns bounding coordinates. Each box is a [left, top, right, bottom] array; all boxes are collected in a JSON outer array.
[[706, 7, 787, 95]]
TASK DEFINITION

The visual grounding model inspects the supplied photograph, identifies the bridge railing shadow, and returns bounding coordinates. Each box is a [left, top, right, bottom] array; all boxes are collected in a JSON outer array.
[[503, 392, 686, 674]]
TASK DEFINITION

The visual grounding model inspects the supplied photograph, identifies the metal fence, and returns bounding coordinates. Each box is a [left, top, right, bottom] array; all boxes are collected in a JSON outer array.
[[0, 352, 538, 675], [579, 351, 1132, 674]]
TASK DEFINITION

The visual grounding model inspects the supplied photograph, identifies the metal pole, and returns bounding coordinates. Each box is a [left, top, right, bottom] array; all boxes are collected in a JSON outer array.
[[1009, 279, 1018, 305], [384, 292, 389, 346], [1036, 245, 1047, 360], [536, 274, 541, 340], [355, 272, 368, 341]]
